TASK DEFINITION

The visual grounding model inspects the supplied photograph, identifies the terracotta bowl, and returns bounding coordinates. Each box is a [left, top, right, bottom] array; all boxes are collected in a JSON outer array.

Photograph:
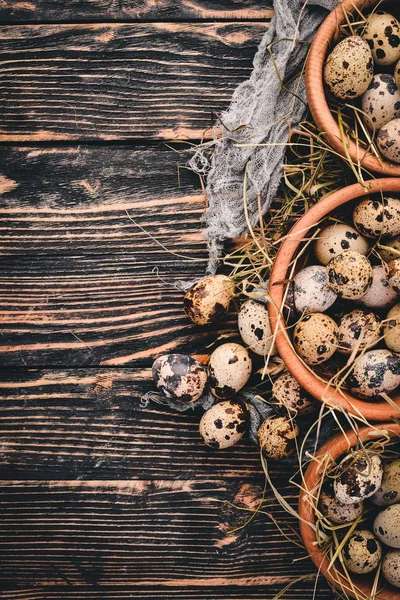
[[268, 177, 400, 421], [306, 0, 400, 176], [299, 423, 400, 600]]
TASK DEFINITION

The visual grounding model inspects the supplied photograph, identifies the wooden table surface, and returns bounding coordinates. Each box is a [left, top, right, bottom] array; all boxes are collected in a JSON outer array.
[[0, 2, 335, 599]]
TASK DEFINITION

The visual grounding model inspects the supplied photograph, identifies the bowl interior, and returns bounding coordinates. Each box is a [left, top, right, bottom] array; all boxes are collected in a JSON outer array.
[[268, 178, 400, 421], [299, 424, 400, 600], [306, 0, 400, 176]]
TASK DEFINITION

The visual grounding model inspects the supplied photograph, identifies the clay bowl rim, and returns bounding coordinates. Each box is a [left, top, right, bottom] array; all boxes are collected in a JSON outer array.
[[306, 0, 400, 177], [298, 423, 400, 600], [267, 177, 400, 421]]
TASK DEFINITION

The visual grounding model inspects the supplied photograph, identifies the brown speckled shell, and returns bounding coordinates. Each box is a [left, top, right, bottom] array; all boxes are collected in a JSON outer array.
[[379, 236, 400, 262], [374, 504, 400, 548], [363, 11, 400, 66], [319, 489, 364, 524], [383, 551, 400, 588], [384, 303, 400, 352], [208, 343, 251, 399], [238, 299, 275, 356], [359, 265, 398, 309], [199, 400, 248, 449], [293, 313, 338, 366], [343, 529, 382, 575], [314, 223, 369, 266], [324, 36, 373, 100], [347, 349, 400, 399], [292, 265, 337, 314], [371, 459, 400, 506], [362, 74, 400, 131], [152, 353, 207, 404], [257, 415, 299, 460], [183, 275, 235, 326], [272, 372, 315, 416], [378, 120, 400, 165], [388, 258, 400, 293], [353, 196, 400, 238], [334, 454, 383, 504], [337, 309, 381, 355], [327, 250, 373, 300]]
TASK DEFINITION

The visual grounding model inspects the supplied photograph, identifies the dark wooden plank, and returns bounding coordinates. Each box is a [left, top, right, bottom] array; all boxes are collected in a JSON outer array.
[[0, 479, 333, 598], [0, 368, 262, 479], [0, 256, 239, 366], [0, 1, 273, 23], [0, 22, 266, 141], [0, 145, 206, 256]]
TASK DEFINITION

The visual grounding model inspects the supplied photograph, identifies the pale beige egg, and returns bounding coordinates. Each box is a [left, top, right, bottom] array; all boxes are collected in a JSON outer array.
[[363, 11, 400, 65], [293, 313, 338, 366], [326, 250, 373, 300], [384, 303, 400, 352], [257, 415, 299, 460], [208, 343, 252, 399], [324, 36, 373, 100]]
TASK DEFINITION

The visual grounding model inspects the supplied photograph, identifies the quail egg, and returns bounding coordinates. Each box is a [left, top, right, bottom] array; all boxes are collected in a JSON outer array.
[[208, 343, 252, 399], [199, 400, 248, 449], [359, 265, 398, 309], [292, 265, 337, 314], [362, 74, 400, 130], [343, 530, 382, 575], [152, 353, 207, 405], [377, 118, 400, 164], [314, 223, 369, 266], [319, 487, 364, 524], [327, 250, 373, 299], [293, 313, 338, 365], [363, 11, 400, 65], [183, 274, 235, 325], [353, 196, 400, 239], [379, 235, 400, 262], [382, 550, 400, 588], [272, 372, 315, 416], [347, 349, 400, 399], [374, 504, 400, 548], [371, 459, 400, 506], [324, 36, 374, 100], [257, 415, 299, 460], [334, 453, 383, 504], [384, 303, 400, 352], [388, 258, 400, 293], [238, 299, 275, 356], [337, 309, 381, 355]]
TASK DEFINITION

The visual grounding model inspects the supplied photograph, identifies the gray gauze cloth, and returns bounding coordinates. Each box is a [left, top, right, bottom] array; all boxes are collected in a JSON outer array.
[[189, 0, 337, 273]]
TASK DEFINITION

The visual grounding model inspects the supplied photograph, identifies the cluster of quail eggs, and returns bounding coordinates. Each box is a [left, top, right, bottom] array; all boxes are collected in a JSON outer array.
[[152, 273, 313, 457], [288, 194, 400, 401], [324, 9, 400, 163], [318, 446, 400, 589]]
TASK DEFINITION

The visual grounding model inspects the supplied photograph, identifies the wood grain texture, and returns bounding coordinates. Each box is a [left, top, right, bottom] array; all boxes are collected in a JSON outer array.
[[0, 145, 206, 255], [0, 0, 273, 23], [0, 22, 266, 141]]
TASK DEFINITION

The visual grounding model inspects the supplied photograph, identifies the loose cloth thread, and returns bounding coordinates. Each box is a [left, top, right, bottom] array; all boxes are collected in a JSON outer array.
[[189, 0, 337, 273]]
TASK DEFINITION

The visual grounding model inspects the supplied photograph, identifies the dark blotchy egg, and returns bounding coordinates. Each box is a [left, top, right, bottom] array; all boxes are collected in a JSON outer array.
[[238, 299, 275, 356], [358, 265, 398, 309], [293, 313, 338, 365], [347, 349, 400, 399], [272, 372, 315, 416], [334, 453, 383, 504], [199, 400, 248, 449], [327, 250, 373, 300], [152, 354, 207, 405], [208, 343, 252, 399], [362, 74, 400, 130], [337, 309, 381, 355], [292, 265, 337, 314], [343, 530, 382, 575], [257, 415, 299, 460], [374, 504, 400, 548], [371, 459, 400, 506], [324, 36, 373, 100], [363, 11, 400, 65], [319, 487, 364, 524], [314, 223, 369, 266], [353, 196, 400, 239], [183, 275, 235, 326]]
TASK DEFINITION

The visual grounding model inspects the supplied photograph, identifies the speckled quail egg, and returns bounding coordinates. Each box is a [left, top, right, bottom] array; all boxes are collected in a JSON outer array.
[[327, 250, 373, 300], [319, 487, 364, 524], [388, 258, 400, 293], [324, 36, 374, 100], [363, 11, 400, 66], [208, 343, 251, 399], [371, 459, 400, 506], [362, 74, 400, 130], [314, 223, 369, 266], [334, 453, 383, 504], [377, 118, 400, 164], [384, 303, 400, 352], [353, 196, 400, 239], [272, 372, 315, 416], [292, 265, 337, 314], [382, 550, 400, 588], [257, 415, 299, 460], [199, 400, 248, 449], [343, 530, 382, 575], [293, 313, 338, 365], [348, 349, 400, 399], [152, 353, 207, 405], [359, 265, 398, 309], [183, 274, 235, 326], [238, 299, 275, 356], [379, 235, 400, 262], [374, 504, 400, 548], [337, 309, 381, 355]]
